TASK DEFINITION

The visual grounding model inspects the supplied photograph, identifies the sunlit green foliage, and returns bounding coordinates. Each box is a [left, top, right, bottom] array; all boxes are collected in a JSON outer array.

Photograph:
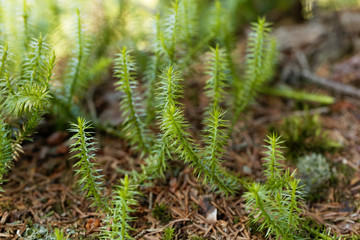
[[162, 226, 176, 240], [245, 135, 340, 239], [0, 1, 340, 239], [69, 117, 108, 212], [64, 9, 90, 107], [114, 47, 151, 154], [3, 37, 53, 116], [234, 18, 277, 123], [68, 118, 139, 239], [54, 228, 68, 240], [0, 120, 12, 192], [144, 15, 163, 124], [261, 84, 335, 104], [0, 36, 55, 170], [157, 66, 238, 195], [204, 45, 229, 111], [101, 175, 139, 240], [245, 134, 304, 239]]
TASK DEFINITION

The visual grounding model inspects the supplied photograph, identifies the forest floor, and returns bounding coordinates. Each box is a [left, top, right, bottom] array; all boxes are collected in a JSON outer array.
[[1, 10, 360, 240]]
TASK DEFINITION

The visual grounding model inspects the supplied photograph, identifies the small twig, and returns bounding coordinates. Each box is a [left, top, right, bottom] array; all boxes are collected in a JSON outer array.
[[300, 69, 360, 99], [148, 192, 153, 210], [253, 107, 330, 126], [0, 233, 12, 238], [294, 51, 360, 99]]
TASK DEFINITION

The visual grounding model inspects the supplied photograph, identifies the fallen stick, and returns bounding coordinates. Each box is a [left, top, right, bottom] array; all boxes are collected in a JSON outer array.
[[253, 107, 330, 126], [295, 51, 360, 99], [300, 69, 360, 99]]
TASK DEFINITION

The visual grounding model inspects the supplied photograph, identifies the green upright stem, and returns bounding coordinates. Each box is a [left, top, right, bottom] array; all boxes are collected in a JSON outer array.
[[0, 44, 9, 78], [120, 49, 149, 154], [23, 0, 30, 50], [68, 9, 84, 106], [253, 188, 286, 238], [30, 36, 43, 84]]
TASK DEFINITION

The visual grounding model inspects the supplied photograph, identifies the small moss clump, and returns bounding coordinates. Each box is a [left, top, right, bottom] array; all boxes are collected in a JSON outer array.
[[152, 203, 172, 224], [162, 226, 176, 240], [24, 224, 53, 240], [280, 113, 341, 161], [53, 228, 67, 240], [296, 153, 331, 196]]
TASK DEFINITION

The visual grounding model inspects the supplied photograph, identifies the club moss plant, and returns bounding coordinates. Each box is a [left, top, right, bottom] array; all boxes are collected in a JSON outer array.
[[162, 226, 176, 240], [0, 0, 343, 239], [245, 134, 304, 239]]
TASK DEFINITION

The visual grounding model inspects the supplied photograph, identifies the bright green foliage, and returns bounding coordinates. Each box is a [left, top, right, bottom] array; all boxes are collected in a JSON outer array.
[[201, 46, 231, 177], [244, 134, 304, 239], [157, 0, 198, 65], [22, 0, 31, 50], [54, 228, 68, 240], [179, 0, 197, 47], [234, 18, 276, 122], [144, 15, 163, 124], [159, 0, 181, 64], [12, 114, 41, 152], [0, 45, 11, 112], [64, 9, 90, 107], [202, 108, 229, 174], [162, 226, 175, 240], [0, 1, 32, 60], [3, 37, 53, 117], [70, 118, 139, 239], [157, 66, 184, 110], [0, 44, 9, 78], [114, 47, 150, 154], [261, 84, 335, 104], [0, 1, 339, 238], [0, 37, 55, 162], [262, 134, 286, 187], [69, 117, 108, 212], [144, 55, 161, 124], [0, 120, 12, 192], [209, 0, 237, 83], [144, 135, 171, 178], [204, 45, 228, 111], [158, 66, 238, 195], [22, 36, 50, 85], [5, 84, 51, 117], [210, 0, 233, 50], [263, 37, 277, 82], [144, 54, 161, 124], [101, 175, 138, 240]]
